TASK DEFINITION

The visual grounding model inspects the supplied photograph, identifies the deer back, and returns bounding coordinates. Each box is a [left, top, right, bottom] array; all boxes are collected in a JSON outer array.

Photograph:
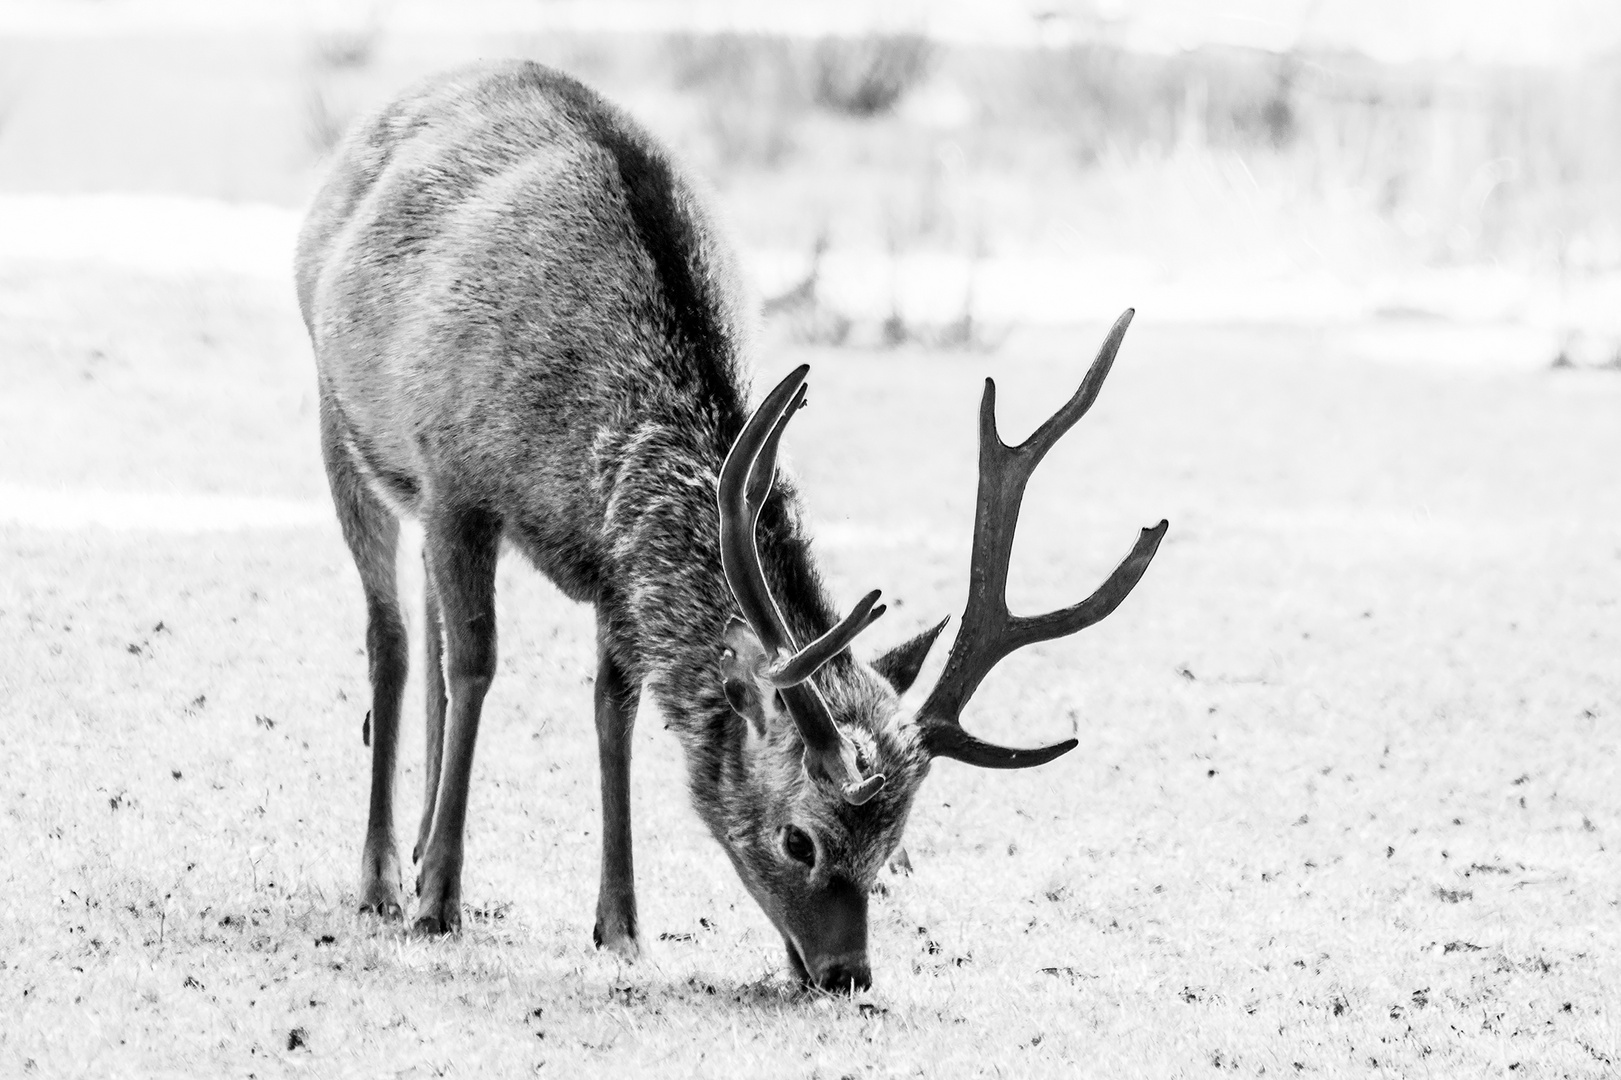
[[295, 61, 756, 602]]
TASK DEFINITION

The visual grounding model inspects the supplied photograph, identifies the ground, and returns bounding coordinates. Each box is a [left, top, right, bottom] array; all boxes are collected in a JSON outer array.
[[0, 262, 1617, 1077]]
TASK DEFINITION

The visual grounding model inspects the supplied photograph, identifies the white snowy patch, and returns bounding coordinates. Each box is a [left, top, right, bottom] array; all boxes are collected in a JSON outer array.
[[0, 193, 300, 281], [1, 193, 1613, 367], [0, 482, 331, 533]]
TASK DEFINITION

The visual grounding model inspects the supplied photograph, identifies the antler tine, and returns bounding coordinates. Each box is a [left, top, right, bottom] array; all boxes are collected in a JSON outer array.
[[918, 310, 1168, 769], [766, 589, 886, 688], [746, 382, 806, 525], [1018, 308, 1135, 463], [718, 367, 889, 804], [1004, 524, 1165, 652]]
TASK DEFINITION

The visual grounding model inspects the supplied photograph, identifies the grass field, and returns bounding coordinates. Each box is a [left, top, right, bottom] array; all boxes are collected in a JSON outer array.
[[1, 260, 1618, 1077]]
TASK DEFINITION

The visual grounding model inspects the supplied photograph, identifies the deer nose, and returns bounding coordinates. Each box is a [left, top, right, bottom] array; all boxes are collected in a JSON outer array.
[[811, 953, 872, 993]]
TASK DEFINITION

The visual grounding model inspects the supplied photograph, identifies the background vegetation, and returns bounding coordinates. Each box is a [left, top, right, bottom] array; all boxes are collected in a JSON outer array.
[[3, 27, 1617, 275]]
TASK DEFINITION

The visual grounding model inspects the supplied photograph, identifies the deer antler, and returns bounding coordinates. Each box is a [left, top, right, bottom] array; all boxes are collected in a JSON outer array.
[[918, 309, 1168, 768], [718, 365, 888, 805]]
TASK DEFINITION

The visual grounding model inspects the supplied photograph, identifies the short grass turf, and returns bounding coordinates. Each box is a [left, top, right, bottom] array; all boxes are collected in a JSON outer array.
[[1, 265, 1618, 1077]]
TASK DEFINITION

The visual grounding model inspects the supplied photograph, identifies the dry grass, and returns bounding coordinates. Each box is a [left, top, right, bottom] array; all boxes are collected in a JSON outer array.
[[0, 264, 1617, 1076]]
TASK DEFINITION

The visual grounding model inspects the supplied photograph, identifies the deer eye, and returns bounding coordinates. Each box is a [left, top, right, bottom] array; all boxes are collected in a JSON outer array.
[[780, 825, 816, 867]]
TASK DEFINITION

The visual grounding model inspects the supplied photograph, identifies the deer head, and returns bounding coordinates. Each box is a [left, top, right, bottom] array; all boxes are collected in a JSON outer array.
[[712, 309, 1168, 992]]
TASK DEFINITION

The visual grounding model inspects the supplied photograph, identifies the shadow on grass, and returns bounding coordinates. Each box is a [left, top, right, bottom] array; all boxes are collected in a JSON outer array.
[[320, 902, 857, 1016], [656, 973, 807, 1011]]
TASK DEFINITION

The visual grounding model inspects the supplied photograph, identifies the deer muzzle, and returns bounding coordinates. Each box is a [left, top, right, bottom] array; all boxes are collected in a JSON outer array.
[[788, 875, 871, 992]]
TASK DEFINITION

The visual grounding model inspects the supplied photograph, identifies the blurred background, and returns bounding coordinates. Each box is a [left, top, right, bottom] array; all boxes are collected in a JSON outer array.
[[3, 0, 1619, 362]]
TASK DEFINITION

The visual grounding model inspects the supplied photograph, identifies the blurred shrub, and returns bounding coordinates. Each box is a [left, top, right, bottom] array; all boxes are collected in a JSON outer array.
[[313, 28, 378, 72], [996, 44, 1304, 163], [1212, 56, 1297, 149], [951, 40, 1621, 266], [811, 34, 934, 118], [662, 31, 935, 165], [301, 25, 381, 161], [303, 84, 348, 159], [1009, 44, 1181, 162], [664, 33, 808, 166], [668, 32, 798, 98]]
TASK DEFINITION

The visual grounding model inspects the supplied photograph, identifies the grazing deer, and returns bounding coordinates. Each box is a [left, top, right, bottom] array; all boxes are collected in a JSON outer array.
[[295, 61, 1166, 992]]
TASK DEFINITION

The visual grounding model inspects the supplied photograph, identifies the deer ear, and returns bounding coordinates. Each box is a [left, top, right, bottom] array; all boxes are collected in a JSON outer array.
[[720, 618, 786, 735], [872, 617, 949, 695]]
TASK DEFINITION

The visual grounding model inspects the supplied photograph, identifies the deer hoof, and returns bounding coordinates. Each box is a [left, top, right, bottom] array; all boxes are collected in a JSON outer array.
[[359, 898, 403, 920], [359, 844, 404, 918], [592, 923, 641, 961], [358, 874, 404, 919], [411, 872, 461, 936], [410, 906, 460, 936]]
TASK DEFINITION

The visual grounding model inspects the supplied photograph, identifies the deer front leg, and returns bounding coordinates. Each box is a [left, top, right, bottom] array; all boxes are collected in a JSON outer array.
[[592, 625, 641, 959], [412, 509, 501, 936]]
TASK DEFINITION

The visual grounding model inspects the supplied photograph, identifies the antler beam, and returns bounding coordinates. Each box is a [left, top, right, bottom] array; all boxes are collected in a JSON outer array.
[[919, 309, 1168, 768], [717, 365, 888, 805]]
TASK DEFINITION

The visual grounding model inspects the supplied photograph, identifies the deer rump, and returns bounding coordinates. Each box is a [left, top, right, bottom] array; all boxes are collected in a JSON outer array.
[[296, 61, 1166, 993]]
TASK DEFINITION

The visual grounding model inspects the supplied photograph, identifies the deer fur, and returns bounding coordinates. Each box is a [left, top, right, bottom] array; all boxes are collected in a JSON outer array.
[[296, 61, 937, 989]]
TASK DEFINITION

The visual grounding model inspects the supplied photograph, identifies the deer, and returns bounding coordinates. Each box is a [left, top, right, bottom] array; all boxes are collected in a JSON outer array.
[[294, 60, 1167, 993]]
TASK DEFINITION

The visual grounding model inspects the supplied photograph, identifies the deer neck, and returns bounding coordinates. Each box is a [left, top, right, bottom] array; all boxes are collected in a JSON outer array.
[[602, 433, 836, 719]]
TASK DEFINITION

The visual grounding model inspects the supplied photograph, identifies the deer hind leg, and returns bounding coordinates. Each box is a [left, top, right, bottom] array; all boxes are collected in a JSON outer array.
[[321, 407, 407, 919], [412, 506, 501, 936], [592, 621, 641, 960], [413, 555, 447, 868]]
